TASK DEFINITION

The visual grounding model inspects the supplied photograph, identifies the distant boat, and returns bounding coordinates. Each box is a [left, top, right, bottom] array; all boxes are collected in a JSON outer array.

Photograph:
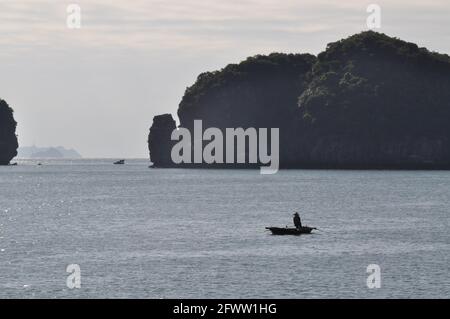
[[8, 163, 18, 166], [265, 226, 317, 235], [113, 159, 125, 165]]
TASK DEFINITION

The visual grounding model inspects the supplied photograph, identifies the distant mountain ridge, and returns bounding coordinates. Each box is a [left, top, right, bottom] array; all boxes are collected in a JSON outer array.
[[17, 146, 82, 159]]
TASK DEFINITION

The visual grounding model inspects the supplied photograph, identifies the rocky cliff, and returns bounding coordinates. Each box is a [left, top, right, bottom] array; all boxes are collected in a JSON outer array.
[[0, 99, 18, 165], [148, 31, 450, 169], [148, 114, 176, 167]]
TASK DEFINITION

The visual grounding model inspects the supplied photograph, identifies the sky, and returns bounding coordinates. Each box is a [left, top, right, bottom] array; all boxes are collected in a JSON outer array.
[[0, 0, 449, 158]]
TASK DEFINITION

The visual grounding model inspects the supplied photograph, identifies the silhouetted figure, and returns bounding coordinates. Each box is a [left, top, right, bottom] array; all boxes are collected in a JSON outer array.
[[293, 212, 302, 229]]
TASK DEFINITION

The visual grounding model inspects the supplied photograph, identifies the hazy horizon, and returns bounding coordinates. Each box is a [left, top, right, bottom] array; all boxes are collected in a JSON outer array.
[[1, 0, 450, 158]]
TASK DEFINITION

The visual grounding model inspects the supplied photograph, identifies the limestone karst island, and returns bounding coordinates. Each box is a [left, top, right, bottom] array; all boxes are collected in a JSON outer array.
[[0, 99, 18, 165], [148, 31, 450, 169]]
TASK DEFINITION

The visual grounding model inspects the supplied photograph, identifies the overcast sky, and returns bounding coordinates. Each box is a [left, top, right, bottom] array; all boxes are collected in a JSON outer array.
[[1, 0, 449, 158]]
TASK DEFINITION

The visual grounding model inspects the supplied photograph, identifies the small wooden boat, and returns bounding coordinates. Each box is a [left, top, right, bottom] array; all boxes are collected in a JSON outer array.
[[113, 159, 125, 165], [266, 226, 316, 235]]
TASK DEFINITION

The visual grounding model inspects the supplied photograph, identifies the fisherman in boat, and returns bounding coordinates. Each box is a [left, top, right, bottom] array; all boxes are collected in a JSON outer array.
[[293, 212, 302, 229]]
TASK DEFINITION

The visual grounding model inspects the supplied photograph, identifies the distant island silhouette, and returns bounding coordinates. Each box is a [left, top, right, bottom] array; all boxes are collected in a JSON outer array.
[[148, 31, 450, 169], [17, 146, 82, 159], [0, 99, 18, 165]]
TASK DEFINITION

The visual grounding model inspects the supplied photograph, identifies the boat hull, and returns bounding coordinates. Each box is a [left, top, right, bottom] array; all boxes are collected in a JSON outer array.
[[265, 226, 315, 235]]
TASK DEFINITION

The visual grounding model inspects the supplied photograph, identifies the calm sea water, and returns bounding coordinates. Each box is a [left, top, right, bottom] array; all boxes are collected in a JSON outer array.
[[0, 159, 449, 298]]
